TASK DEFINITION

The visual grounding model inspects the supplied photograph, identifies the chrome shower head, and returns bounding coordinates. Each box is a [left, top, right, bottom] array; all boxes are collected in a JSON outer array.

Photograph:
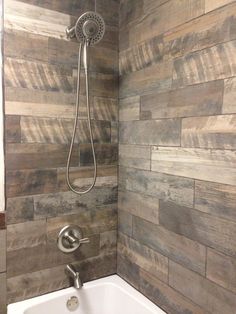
[[66, 11, 105, 46]]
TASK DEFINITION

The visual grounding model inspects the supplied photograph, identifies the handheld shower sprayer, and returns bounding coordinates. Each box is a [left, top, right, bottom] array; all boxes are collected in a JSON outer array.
[[66, 12, 105, 195]]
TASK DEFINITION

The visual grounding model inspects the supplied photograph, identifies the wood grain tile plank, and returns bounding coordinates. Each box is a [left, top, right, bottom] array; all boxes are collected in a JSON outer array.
[[5, 87, 76, 106], [0, 230, 6, 272], [173, 40, 236, 88], [151, 147, 236, 185], [6, 196, 34, 224], [141, 81, 223, 119], [0, 273, 6, 314], [118, 209, 132, 237], [133, 216, 206, 275], [205, 0, 236, 12], [169, 260, 236, 314], [119, 96, 140, 121], [5, 101, 76, 119], [4, 29, 48, 62], [120, 0, 205, 51], [6, 169, 57, 198], [47, 206, 117, 239], [159, 201, 236, 257], [207, 248, 236, 294], [140, 269, 208, 314], [119, 167, 194, 207], [34, 188, 117, 219], [119, 61, 172, 98], [118, 189, 159, 224], [7, 234, 100, 278], [79, 143, 118, 166], [20, 117, 111, 144], [5, 58, 74, 93], [7, 220, 46, 251], [182, 114, 236, 149], [195, 180, 236, 222], [120, 2, 236, 75], [5, 0, 70, 39], [5, 143, 78, 170], [118, 233, 168, 283], [57, 165, 117, 192], [119, 144, 151, 170], [165, 2, 236, 59], [5, 115, 21, 143], [223, 77, 236, 113], [93, 97, 118, 121], [119, 119, 181, 146]]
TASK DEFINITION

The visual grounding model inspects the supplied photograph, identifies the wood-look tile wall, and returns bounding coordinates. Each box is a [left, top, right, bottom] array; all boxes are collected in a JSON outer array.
[[118, 0, 236, 313], [3, 0, 118, 309]]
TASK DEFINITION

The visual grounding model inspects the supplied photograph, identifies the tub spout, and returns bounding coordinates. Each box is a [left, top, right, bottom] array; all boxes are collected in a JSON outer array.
[[66, 264, 83, 289]]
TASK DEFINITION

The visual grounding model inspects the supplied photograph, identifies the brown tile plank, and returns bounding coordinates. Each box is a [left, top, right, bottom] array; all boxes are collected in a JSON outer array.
[[195, 180, 236, 222], [118, 233, 168, 283], [5, 116, 21, 143], [159, 200, 236, 257], [6, 169, 57, 198], [0, 230, 6, 273], [205, 0, 236, 12], [169, 260, 236, 314], [119, 119, 181, 146], [140, 269, 208, 314], [7, 220, 46, 252], [182, 114, 236, 149], [223, 77, 236, 113], [173, 40, 236, 88], [119, 144, 151, 170], [141, 81, 223, 119], [4, 29, 48, 62], [93, 97, 118, 121], [133, 216, 206, 275], [0, 212, 5, 229], [79, 144, 118, 166], [34, 188, 117, 219], [47, 207, 117, 241], [119, 61, 172, 98], [119, 167, 194, 207], [151, 146, 236, 185], [120, 0, 204, 51], [6, 143, 78, 170], [6, 197, 34, 224], [118, 209, 132, 237], [118, 189, 159, 224], [207, 248, 236, 294], [5, 57, 74, 93], [119, 96, 140, 121], [0, 273, 6, 314], [57, 165, 117, 192]]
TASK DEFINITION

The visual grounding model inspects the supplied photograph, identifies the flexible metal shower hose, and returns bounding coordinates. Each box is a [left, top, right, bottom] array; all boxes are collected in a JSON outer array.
[[66, 42, 97, 194]]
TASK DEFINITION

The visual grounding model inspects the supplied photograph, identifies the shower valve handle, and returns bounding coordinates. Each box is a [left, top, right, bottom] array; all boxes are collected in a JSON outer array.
[[57, 225, 89, 253], [79, 237, 90, 244]]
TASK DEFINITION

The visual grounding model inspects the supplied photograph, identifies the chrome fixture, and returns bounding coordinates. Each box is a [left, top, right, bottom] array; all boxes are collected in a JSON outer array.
[[66, 264, 83, 290], [67, 296, 79, 311], [66, 11, 105, 45], [66, 11, 105, 195], [57, 225, 89, 253]]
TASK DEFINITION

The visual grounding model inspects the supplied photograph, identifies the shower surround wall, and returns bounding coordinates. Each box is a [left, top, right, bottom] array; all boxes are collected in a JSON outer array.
[[3, 0, 118, 307], [118, 0, 236, 313]]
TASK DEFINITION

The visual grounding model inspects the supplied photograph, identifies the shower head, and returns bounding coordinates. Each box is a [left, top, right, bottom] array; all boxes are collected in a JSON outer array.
[[66, 11, 105, 46]]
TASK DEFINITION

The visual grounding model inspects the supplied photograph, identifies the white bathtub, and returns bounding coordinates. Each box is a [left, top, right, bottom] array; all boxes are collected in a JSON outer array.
[[8, 275, 166, 314]]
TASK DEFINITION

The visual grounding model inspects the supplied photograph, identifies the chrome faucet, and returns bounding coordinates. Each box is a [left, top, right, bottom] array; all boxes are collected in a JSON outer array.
[[66, 264, 83, 289]]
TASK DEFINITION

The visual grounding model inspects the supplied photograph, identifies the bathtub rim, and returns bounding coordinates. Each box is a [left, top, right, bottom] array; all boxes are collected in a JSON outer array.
[[7, 274, 166, 314]]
